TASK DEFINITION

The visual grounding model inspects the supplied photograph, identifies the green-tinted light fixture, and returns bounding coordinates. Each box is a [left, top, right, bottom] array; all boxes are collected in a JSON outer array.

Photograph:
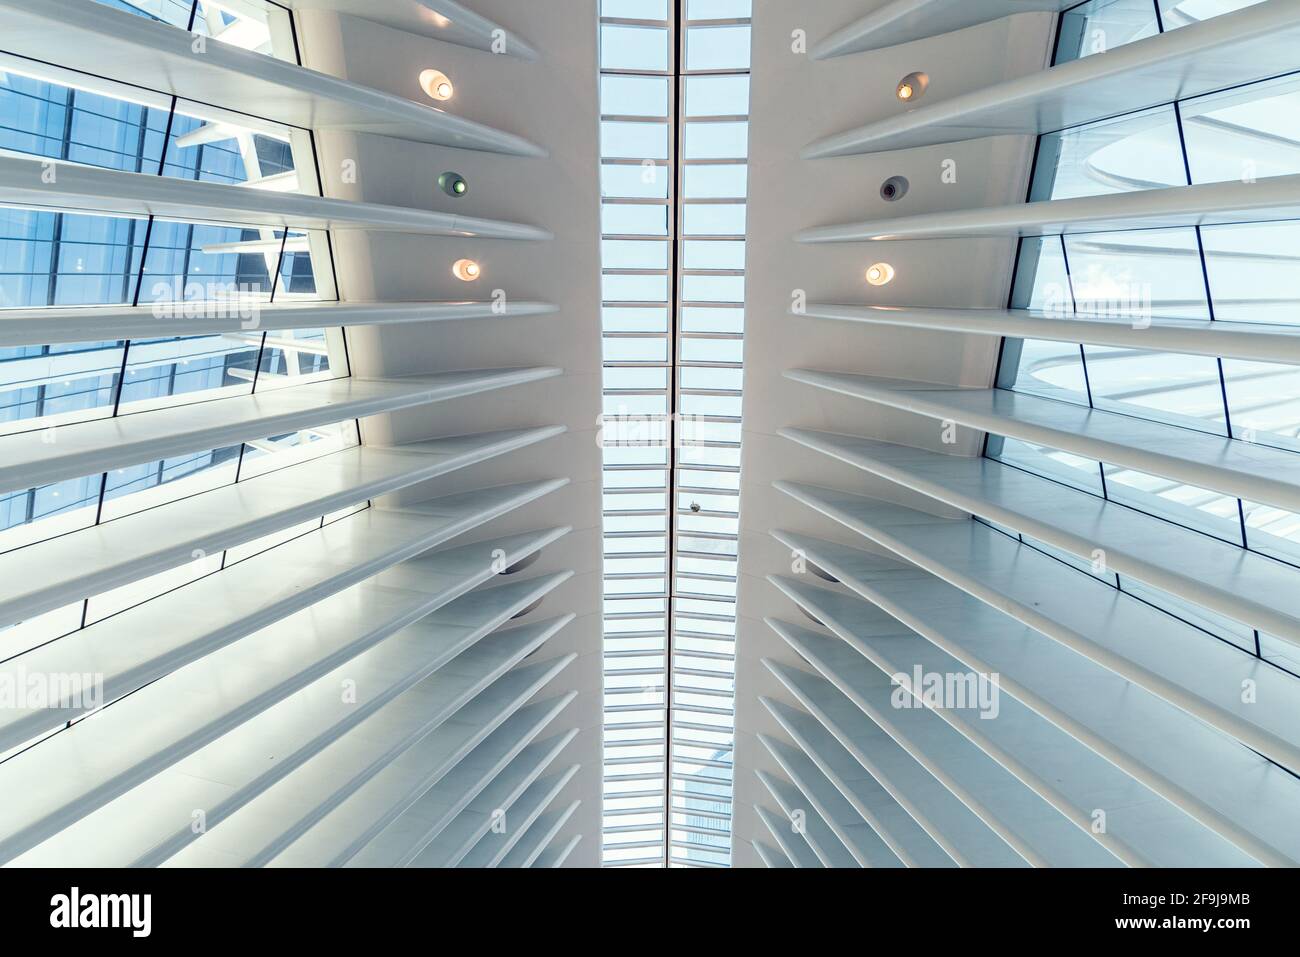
[[439, 172, 469, 197]]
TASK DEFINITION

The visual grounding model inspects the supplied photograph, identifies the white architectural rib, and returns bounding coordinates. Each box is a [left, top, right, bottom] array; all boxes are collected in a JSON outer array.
[[755, 770, 860, 868], [786, 368, 1300, 514], [0, 301, 560, 349], [750, 840, 793, 868], [782, 426, 1300, 647], [797, 302, 1300, 365], [758, 733, 903, 867], [796, 175, 1300, 243], [771, 518, 1300, 868], [458, 766, 579, 867], [0, 427, 565, 629], [285, 0, 540, 60], [0, 0, 545, 154], [0, 369, 563, 494], [753, 804, 821, 869], [271, 691, 578, 868], [0, 518, 567, 752], [813, 0, 1071, 59], [804, 1, 1300, 156], [398, 729, 577, 868], [764, 642, 1121, 868], [0, 575, 573, 864], [529, 831, 584, 869], [774, 490, 1300, 772], [763, 660, 1027, 868], [0, 154, 552, 239], [770, 573, 1259, 868], [759, 697, 956, 868]]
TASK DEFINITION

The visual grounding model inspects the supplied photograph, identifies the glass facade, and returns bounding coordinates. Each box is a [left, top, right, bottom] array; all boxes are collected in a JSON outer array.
[[598, 0, 751, 867], [992, 0, 1300, 681], [0, 1, 358, 710]]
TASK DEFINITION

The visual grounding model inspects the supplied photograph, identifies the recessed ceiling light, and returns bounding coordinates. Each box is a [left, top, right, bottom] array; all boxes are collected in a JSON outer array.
[[453, 258, 482, 281], [439, 172, 469, 197], [419, 69, 455, 101], [896, 72, 928, 102], [866, 263, 896, 286]]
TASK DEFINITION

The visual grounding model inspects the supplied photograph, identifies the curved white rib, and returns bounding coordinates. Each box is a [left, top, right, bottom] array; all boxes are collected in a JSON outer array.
[[0, 301, 560, 348], [765, 648, 1117, 867], [797, 302, 1300, 365], [751, 840, 792, 868], [804, 1, 1300, 156], [770, 573, 1260, 868], [756, 770, 860, 868], [0, 570, 573, 864], [0, 427, 566, 629], [270, 690, 578, 868], [0, 0, 545, 155], [499, 801, 580, 868], [773, 489, 1300, 773], [286, 0, 540, 61], [759, 697, 956, 868], [797, 173, 1300, 243], [459, 766, 579, 867], [758, 733, 903, 867], [786, 368, 1300, 514], [781, 426, 1300, 648], [0, 519, 568, 752], [15, 601, 574, 868], [753, 804, 822, 869], [0, 154, 553, 239], [395, 726, 577, 867], [771, 520, 1300, 868], [530, 831, 583, 869], [814, 0, 1070, 59], [0, 369, 563, 494], [763, 658, 1027, 868]]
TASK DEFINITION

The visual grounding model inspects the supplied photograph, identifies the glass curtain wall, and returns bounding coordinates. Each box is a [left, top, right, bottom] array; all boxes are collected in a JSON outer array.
[[992, 0, 1300, 685], [0, 0, 359, 734], [597, 0, 752, 867]]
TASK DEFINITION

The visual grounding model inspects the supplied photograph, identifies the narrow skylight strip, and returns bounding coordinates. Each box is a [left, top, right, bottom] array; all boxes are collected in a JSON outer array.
[[596, 0, 751, 868]]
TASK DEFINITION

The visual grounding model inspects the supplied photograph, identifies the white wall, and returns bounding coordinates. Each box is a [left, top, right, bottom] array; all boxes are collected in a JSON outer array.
[[294, 0, 605, 866], [731, 0, 1055, 867]]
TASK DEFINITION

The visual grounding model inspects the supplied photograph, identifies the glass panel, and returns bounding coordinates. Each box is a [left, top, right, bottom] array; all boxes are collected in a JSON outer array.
[[100, 445, 241, 521], [1201, 222, 1300, 326], [1120, 576, 1257, 652], [601, 121, 670, 159], [1102, 463, 1243, 543], [1221, 359, 1300, 452], [602, 75, 670, 117], [1158, 0, 1266, 30], [602, 163, 671, 200], [1054, 0, 1161, 64], [601, 24, 671, 72], [1082, 346, 1227, 434], [1064, 228, 1209, 321], [1032, 108, 1185, 201], [988, 437, 1105, 495], [685, 76, 751, 116], [685, 25, 751, 70], [683, 122, 748, 159], [1182, 74, 1300, 183]]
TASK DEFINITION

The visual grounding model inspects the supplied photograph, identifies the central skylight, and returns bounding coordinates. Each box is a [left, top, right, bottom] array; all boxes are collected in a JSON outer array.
[[596, 0, 753, 867]]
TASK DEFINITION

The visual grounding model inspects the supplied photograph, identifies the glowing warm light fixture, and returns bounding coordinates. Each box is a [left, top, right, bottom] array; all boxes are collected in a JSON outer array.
[[453, 259, 482, 281], [896, 72, 928, 102], [419, 69, 455, 101], [865, 263, 896, 286]]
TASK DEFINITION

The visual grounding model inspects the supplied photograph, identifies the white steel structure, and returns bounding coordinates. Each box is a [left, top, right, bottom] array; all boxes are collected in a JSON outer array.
[[4, 0, 1300, 872]]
